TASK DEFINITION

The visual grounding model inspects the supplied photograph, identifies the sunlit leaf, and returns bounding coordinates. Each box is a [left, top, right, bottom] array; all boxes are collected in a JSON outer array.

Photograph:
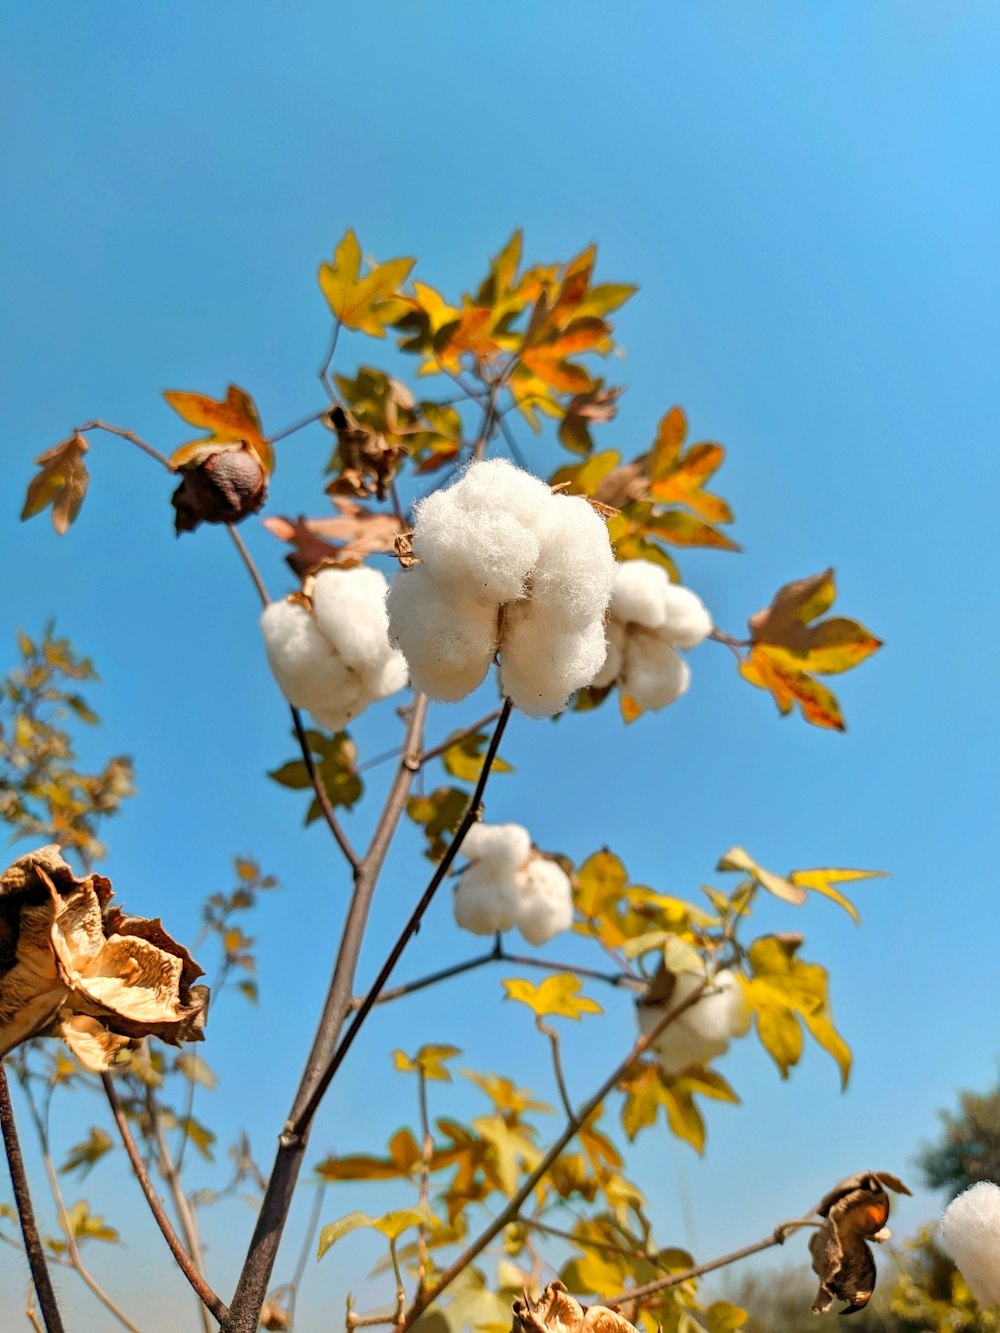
[[317, 1205, 433, 1259], [502, 974, 602, 1021], [717, 846, 806, 906], [21, 434, 90, 534], [164, 384, 272, 474], [441, 730, 513, 783], [318, 229, 415, 338], [394, 1044, 462, 1082]]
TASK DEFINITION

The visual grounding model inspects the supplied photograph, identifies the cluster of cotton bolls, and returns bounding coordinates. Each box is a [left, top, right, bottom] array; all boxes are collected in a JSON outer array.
[[636, 968, 750, 1073], [591, 559, 713, 712], [452, 822, 574, 946], [261, 566, 408, 732], [940, 1182, 1000, 1308], [387, 460, 616, 718]]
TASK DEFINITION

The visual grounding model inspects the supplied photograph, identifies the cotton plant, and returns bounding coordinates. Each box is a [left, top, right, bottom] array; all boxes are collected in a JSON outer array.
[[453, 820, 574, 946], [261, 564, 408, 732], [387, 458, 616, 717], [591, 558, 713, 713], [636, 967, 750, 1074], [941, 1182, 1000, 1309]]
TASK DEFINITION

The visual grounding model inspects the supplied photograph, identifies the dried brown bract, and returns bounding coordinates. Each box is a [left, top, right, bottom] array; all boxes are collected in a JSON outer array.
[[808, 1170, 912, 1315], [0, 845, 209, 1072], [512, 1281, 638, 1333], [325, 405, 404, 501], [171, 442, 268, 534]]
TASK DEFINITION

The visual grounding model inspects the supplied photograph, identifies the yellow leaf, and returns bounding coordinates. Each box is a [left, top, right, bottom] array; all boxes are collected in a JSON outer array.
[[789, 867, 887, 924], [164, 384, 273, 473], [501, 974, 602, 1021], [21, 434, 90, 534], [575, 851, 627, 918], [318, 229, 415, 337], [393, 1044, 462, 1082], [317, 1206, 433, 1258], [717, 847, 806, 906]]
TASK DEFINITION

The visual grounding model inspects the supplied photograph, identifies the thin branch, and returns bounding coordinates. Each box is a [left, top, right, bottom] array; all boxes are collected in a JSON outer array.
[[348, 945, 500, 1012], [538, 1022, 573, 1120], [498, 949, 644, 993], [0, 1064, 64, 1333], [285, 1183, 326, 1324], [525, 1217, 667, 1270], [319, 321, 343, 401], [267, 409, 331, 445], [602, 1218, 821, 1306], [75, 419, 173, 470], [416, 1071, 432, 1293], [102, 1074, 228, 1325], [418, 709, 503, 767], [289, 707, 361, 870], [497, 415, 529, 470], [227, 525, 270, 607]]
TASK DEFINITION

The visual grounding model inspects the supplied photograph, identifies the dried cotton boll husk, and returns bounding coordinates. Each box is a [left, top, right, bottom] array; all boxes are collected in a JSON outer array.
[[411, 486, 540, 604], [941, 1182, 1000, 1307], [500, 609, 608, 718], [462, 822, 532, 873], [387, 565, 498, 702], [621, 632, 691, 711], [453, 862, 521, 936], [610, 559, 671, 630], [591, 619, 626, 689], [516, 858, 574, 946], [661, 583, 713, 649], [310, 566, 396, 675], [529, 495, 617, 631]]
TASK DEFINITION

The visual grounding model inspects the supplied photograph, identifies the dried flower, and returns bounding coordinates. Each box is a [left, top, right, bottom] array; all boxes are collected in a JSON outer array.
[[512, 1281, 638, 1333], [809, 1170, 911, 1314]]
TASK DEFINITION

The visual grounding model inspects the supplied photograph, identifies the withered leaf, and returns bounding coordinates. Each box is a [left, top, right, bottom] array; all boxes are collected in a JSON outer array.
[[809, 1171, 912, 1315], [558, 385, 623, 456], [263, 502, 401, 577], [165, 384, 273, 474], [325, 405, 404, 501], [512, 1281, 638, 1333], [21, 434, 91, 535]]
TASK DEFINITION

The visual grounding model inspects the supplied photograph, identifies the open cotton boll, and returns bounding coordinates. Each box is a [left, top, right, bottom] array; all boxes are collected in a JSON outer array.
[[941, 1182, 1000, 1307], [261, 599, 345, 710], [637, 969, 749, 1073], [367, 649, 409, 701], [310, 566, 395, 674], [661, 583, 713, 649], [500, 609, 608, 718], [516, 858, 574, 946], [451, 458, 553, 532], [462, 822, 531, 872], [387, 565, 498, 702], [610, 559, 671, 630], [621, 632, 691, 710], [453, 862, 521, 936], [529, 495, 617, 630], [411, 487, 540, 604], [591, 619, 626, 689]]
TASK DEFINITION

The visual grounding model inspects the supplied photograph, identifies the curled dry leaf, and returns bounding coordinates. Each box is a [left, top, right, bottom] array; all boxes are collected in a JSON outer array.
[[21, 433, 91, 535], [263, 499, 402, 577], [325, 405, 405, 501], [512, 1281, 638, 1333], [0, 845, 209, 1072], [809, 1170, 912, 1315]]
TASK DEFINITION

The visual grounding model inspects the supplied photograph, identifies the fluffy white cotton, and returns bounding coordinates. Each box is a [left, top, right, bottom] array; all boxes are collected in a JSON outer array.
[[387, 565, 497, 702], [500, 608, 608, 718], [311, 566, 393, 675], [611, 559, 671, 630], [368, 651, 409, 701], [453, 862, 521, 936], [261, 599, 365, 731], [462, 822, 531, 872], [638, 969, 749, 1074], [412, 487, 540, 604], [516, 858, 574, 946], [941, 1182, 1000, 1308], [451, 458, 554, 531], [621, 633, 690, 711], [529, 495, 618, 631], [591, 619, 626, 690], [661, 583, 713, 649]]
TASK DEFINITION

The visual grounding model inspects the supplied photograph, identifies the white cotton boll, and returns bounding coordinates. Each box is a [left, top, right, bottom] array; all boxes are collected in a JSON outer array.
[[462, 822, 532, 873], [311, 566, 394, 674], [387, 565, 498, 703], [261, 600, 334, 707], [610, 559, 671, 630], [529, 495, 617, 630], [452, 458, 553, 532], [453, 862, 521, 936], [500, 609, 608, 718], [637, 969, 749, 1074], [516, 858, 574, 946], [661, 583, 713, 649], [941, 1182, 1000, 1307], [621, 632, 691, 711], [367, 649, 409, 701], [412, 487, 540, 604], [591, 618, 626, 689]]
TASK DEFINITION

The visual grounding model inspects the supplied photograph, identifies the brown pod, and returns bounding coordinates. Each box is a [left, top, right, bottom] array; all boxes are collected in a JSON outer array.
[[172, 446, 267, 534]]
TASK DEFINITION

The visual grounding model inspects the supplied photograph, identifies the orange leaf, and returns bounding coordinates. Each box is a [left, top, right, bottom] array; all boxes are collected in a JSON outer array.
[[741, 646, 845, 731], [164, 385, 273, 473]]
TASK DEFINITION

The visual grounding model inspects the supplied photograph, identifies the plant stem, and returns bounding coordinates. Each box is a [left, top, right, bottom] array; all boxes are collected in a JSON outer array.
[[75, 419, 173, 470], [267, 409, 332, 444], [227, 524, 271, 607], [285, 1183, 326, 1324], [102, 1074, 228, 1324], [538, 1022, 573, 1120], [319, 321, 343, 401], [347, 946, 500, 1012], [416, 1071, 431, 1292], [0, 1064, 64, 1333]]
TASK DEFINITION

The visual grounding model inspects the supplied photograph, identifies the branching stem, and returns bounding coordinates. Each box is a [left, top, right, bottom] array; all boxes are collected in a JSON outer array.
[[75, 419, 173, 470]]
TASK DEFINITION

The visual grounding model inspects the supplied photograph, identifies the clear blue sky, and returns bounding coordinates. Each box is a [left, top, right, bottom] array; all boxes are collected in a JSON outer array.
[[2, 3, 999, 1328]]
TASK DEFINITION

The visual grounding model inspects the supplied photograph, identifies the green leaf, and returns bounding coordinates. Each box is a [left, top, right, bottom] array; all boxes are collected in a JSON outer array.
[[502, 974, 602, 1021], [317, 1206, 433, 1259], [269, 729, 362, 821], [59, 1128, 112, 1179]]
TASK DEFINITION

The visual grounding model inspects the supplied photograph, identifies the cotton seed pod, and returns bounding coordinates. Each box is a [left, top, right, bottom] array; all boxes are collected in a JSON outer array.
[[171, 445, 267, 534], [941, 1182, 1000, 1308], [809, 1171, 912, 1315], [453, 862, 521, 936], [637, 968, 749, 1073], [462, 822, 532, 873], [513, 1281, 638, 1333], [516, 857, 574, 946]]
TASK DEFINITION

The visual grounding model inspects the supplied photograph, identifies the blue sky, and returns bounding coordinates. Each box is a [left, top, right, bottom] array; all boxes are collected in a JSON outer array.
[[2, 2, 999, 1327]]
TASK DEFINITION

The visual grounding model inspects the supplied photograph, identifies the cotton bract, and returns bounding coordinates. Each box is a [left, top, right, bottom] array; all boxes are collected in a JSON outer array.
[[941, 1182, 1000, 1308], [637, 969, 750, 1073], [388, 460, 616, 717], [452, 821, 574, 945], [261, 565, 408, 732], [593, 559, 712, 714]]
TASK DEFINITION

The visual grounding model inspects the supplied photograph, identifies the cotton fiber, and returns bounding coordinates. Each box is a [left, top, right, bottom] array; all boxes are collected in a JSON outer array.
[[452, 821, 575, 946], [637, 969, 749, 1074], [462, 822, 532, 873], [386, 564, 497, 702], [516, 858, 574, 946], [453, 861, 521, 935], [941, 1182, 1000, 1307]]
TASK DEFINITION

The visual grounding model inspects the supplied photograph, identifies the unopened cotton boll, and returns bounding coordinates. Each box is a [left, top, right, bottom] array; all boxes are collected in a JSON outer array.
[[638, 969, 749, 1074], [621, 632, 690, 711], [500, 608, 608, 718], [610, 559, 672, 630], [516, 858, 574, 946], [661, 583, 713, 649], [941, 1182, 1000, 1308], [387, 565, 498, 702], [411, 485, 540, 604], [462, 822, 531, 873], [529, 495, 618, 631], [453, 862, 521, 936]]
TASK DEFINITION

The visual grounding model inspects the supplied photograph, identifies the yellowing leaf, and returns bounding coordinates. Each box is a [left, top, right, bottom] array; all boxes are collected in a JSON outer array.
[[393, 1044, 462, 1082], [164, 384, 273, 474], [746, 935, 851, 1087], [502, 974, 602, 1021], [175, 1053, 218, 1090], [21, 434, 90, 534], [315, 1127, 424, 1182], [317, 1206, 432, 1258], [717, 847, 806, 906], [442, 731, 513, 783], [407, 786, 468, 861], [318, 229, 414, 337], [789, 867, 887, 924]]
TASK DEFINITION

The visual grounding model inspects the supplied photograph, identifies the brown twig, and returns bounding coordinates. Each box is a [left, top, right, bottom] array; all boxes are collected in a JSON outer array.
[[102, 1074, 229, 1325], [319, 321, 343, 401], [347, 945, 500, 1013], [0, 1064, 64, 1333], [227, 524, 271, 607], [538, 1022, 573, 1120], [267, 409, 332, 444], [75, 418, 173, 470], [415, 1070, 432, 1293]]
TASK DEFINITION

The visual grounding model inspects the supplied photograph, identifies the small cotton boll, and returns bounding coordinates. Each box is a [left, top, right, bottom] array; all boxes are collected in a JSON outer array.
[[637, 969, 749, 1074], [367, 649, 409, 701], [661, 583, 713, 649], [462, 822, 532, 872], [941, 1182, 1000, 1307], [516, 858, 574, 946], [451, 458, 553, 531], [610, 559, 671, 630], [412, 487, 540, 604], [261, 600, 338, 708], [387, 565, 497, 703], [639, 1003, 727, 1073], [453, 862, 521, 936], [591, 619, 626, 689], [500, 609, 608, 718], [529, 495, 617, 630], [310, 566, 394, 674], [621, 631, 691, 711]]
